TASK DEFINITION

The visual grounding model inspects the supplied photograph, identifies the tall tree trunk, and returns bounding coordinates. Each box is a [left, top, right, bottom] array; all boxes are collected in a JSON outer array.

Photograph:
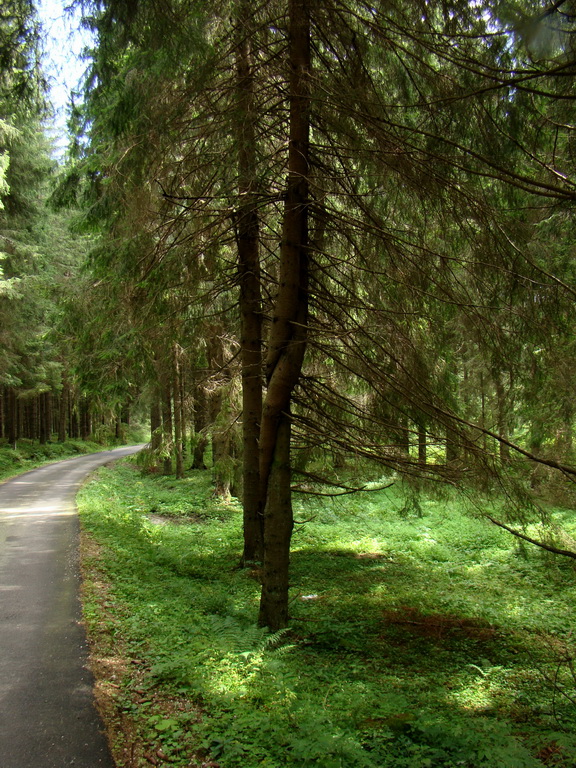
[[178, 366, 187, 463], [236, 2, 264, 563], [445, 425, 459, 463], [150, 386, 162, 451], [258, 0, 310, 630], [494, 371, 510, 463], [6, 388, 18, 447], [45, 392, 53, 442], [555, 400, 573, 462], [69, 395, 79, 439], [29, 397, 38, 440], [80, 396, 91, 440], [417, 419, 427, 465], [58, 379, 68, 442], [208, 328, 232, 498], [161, 377, 173, 475], [173, 350, 184, 480], [34, 393, 48, 445], [191, 371, 208, 469], [396, 413, 410, 455], [17, 396, 23, 444]]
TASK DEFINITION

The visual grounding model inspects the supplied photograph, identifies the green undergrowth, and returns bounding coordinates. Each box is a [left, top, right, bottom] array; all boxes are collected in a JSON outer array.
[[78, 461, 576, 768], [0, 437, 111, 481]]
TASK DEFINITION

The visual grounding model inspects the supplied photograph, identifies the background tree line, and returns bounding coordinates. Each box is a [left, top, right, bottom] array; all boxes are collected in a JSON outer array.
[[0, 0, 138, 447]]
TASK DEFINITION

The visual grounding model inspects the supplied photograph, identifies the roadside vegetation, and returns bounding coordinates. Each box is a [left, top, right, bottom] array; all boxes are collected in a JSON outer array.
[[79, 458, 576, 768], [0, 425, 148, 482]]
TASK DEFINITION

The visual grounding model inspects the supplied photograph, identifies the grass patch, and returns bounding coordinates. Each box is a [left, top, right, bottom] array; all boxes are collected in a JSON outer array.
[[78, 461, 576, 768]]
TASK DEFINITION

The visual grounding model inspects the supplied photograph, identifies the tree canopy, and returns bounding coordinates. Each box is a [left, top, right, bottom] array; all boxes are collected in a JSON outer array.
[[2, 0, 576, 629]]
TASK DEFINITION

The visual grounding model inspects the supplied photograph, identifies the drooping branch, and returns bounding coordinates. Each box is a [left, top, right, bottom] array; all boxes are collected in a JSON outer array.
[[486, 515, 576, 560]]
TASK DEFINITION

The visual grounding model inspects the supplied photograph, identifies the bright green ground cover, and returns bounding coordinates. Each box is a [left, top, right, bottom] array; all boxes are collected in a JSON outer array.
[[78, 461, 576, 768]]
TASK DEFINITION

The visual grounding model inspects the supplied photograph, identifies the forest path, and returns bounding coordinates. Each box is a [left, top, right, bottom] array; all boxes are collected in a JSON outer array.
[[0, 445, 143, 768]]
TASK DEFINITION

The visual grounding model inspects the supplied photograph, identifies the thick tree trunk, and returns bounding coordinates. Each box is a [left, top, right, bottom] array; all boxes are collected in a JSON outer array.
[[236, 4, 264, 563], [258, 416, 293, 629], [258, 0, 310, 630]]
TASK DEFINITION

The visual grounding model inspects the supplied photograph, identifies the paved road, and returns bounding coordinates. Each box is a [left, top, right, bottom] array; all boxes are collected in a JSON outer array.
[[0, 445, 143, 768]]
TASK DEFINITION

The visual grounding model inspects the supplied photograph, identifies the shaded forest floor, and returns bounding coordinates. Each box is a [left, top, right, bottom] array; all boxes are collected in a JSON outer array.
[[78, 460, 576, 768]]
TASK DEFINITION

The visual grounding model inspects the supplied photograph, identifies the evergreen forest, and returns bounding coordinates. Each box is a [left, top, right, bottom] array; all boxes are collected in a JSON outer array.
[[3, 0, 576, 765]]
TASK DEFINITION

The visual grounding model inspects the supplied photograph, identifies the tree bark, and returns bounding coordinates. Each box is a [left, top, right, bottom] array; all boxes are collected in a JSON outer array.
[[7, 388, 18, 447], [494, 370, 510, 463], [258, 0, 311, 630], [173, 351, 184, 479], [258, 416, 293, 629], [161, 377, 173, 475], [191, 371, 208, 469], [208, 328, 232, 498], [150, 386, 162, 452], [80, 396, 91, 440], [58, 380, 68, 442], [236, 2, 264, 563], [39, 394, 47, 444], [417, 419, 427, 465], [445, 425, 459, 463]]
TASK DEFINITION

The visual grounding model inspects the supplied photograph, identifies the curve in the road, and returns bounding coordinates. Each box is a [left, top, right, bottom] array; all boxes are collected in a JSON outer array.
[[0, 445, 143, 768]]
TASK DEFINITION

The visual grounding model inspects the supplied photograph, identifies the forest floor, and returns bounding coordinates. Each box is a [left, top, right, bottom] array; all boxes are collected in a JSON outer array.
[[78, 459, 576, 768]]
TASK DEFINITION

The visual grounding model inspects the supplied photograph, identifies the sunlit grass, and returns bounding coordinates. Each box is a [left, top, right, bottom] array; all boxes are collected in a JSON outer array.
[[78, 460, 576, 768]]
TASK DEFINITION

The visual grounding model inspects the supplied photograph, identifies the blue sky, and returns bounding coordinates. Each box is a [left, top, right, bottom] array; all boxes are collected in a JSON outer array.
[[37, 0, 94, 157]]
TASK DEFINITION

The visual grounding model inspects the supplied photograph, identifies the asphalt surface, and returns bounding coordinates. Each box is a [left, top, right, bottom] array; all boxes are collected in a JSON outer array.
[[0, 445, 143, 768]]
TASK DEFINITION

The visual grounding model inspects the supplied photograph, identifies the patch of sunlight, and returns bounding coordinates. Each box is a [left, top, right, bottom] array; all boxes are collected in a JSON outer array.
[[0, 507, 76, 517], [447, 667, 511, 712], [350, 537, 383, 553], [449, 681, 496, 710]]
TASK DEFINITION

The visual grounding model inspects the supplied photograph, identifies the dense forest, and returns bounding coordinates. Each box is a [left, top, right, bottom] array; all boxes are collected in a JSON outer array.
[[3, 0, 576, 765]]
